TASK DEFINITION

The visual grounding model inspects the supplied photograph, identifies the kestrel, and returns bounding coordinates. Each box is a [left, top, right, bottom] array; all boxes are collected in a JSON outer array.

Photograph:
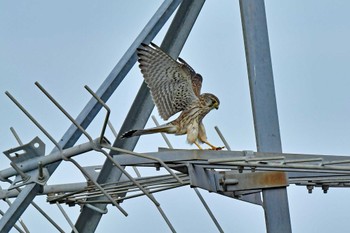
[[121, 43, 221, 150]]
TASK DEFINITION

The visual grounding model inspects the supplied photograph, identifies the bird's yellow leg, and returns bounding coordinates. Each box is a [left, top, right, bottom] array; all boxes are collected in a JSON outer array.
[[194, 141, 203, 150], [203, 140, 224, 151]]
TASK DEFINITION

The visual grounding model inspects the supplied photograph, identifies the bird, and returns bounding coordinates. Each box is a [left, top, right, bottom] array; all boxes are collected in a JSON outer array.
[[121, 42, 222, 150]]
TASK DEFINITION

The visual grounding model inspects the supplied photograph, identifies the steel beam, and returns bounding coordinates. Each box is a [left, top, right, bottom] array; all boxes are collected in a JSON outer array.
[[239, 0, 292, 232], [262, 188, 292, 233], [188, 165, 286, 205], [74, 0, 205, 232], [0, 183, 42, 233], [239, 0, 281, 153], [3, 149, 350, 200]]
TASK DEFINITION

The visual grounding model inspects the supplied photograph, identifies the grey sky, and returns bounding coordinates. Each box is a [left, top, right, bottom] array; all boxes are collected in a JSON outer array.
[[1, 1, 350, 232]]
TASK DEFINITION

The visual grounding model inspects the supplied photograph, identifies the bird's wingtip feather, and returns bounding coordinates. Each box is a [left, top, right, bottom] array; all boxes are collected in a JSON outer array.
[[120, 130, 137, 139]]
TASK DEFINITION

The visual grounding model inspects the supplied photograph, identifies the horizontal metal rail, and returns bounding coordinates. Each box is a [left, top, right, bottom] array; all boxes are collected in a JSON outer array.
[[47, 174, 189, 205], [0, 140, 96, 180]]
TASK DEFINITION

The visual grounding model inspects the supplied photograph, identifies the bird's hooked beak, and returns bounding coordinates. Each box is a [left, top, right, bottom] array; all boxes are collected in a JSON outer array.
[[214, 102, 219, 110]]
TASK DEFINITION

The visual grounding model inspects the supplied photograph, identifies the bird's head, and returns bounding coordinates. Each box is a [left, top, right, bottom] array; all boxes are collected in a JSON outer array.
[[202, 93, 220, 110]]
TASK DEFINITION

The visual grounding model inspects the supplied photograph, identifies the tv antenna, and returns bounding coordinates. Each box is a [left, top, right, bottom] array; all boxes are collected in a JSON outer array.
[[1, 1, 349, 233]]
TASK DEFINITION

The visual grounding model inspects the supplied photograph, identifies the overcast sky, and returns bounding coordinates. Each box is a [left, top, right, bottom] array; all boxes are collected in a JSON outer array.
[[1, 1, 350, 232]]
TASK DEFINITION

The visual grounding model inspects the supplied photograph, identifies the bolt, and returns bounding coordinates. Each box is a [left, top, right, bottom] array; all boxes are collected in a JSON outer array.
[[306, 185, 314, 194], [223, 178, 239, 185], [322, 185, 329, 194], [38, 161, 45, 181]]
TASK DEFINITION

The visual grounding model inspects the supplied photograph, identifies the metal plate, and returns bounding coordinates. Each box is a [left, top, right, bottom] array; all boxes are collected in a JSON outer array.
[[3, 137, 45, 164]]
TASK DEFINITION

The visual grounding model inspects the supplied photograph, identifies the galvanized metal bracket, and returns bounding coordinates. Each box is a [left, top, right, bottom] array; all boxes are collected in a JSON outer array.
[[3, 137, 45, 163], [188, 164, 287, 205], [3, 137, 49, 190], [188, 164, 217, 192], [189, 165, 288, 192], [9, 168, 49, 190]]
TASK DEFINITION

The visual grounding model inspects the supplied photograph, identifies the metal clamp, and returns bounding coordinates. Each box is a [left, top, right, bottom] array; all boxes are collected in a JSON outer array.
[[3, 137, 48, 190]]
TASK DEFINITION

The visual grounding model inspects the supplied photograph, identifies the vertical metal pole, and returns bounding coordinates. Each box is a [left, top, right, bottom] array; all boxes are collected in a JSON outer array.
[[239, 0, 281, 153], [262, 188, 291, 233], [74, 0, 205, 232], [239, 0, 292, 233]]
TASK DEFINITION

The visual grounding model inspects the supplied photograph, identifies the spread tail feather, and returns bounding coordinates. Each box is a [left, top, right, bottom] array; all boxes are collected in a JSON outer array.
[[120, 125, 176, 139]]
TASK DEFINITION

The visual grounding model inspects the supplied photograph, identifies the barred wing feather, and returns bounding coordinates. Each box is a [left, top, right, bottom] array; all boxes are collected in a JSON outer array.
[[137, 43, 199, 120]]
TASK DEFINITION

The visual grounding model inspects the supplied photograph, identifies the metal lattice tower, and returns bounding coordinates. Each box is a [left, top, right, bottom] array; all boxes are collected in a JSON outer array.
[[1, 1, 349, 232]]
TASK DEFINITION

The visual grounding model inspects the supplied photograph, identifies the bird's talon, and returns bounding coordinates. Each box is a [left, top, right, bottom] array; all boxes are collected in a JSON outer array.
[[207, 146, 225, 151]]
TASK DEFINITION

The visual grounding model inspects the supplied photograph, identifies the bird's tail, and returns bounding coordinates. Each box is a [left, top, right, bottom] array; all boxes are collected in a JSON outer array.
[[120, 125, 175, 139]]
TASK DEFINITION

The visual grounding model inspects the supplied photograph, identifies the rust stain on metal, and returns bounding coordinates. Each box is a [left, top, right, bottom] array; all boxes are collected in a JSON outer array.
[[257, 171, 288, 187], [219, 171, 288, 192]]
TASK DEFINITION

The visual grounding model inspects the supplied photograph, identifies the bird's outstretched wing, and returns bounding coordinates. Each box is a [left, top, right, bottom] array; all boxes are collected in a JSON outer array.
[[137, 43, 201, 120], [178, 57, 203, 97]]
